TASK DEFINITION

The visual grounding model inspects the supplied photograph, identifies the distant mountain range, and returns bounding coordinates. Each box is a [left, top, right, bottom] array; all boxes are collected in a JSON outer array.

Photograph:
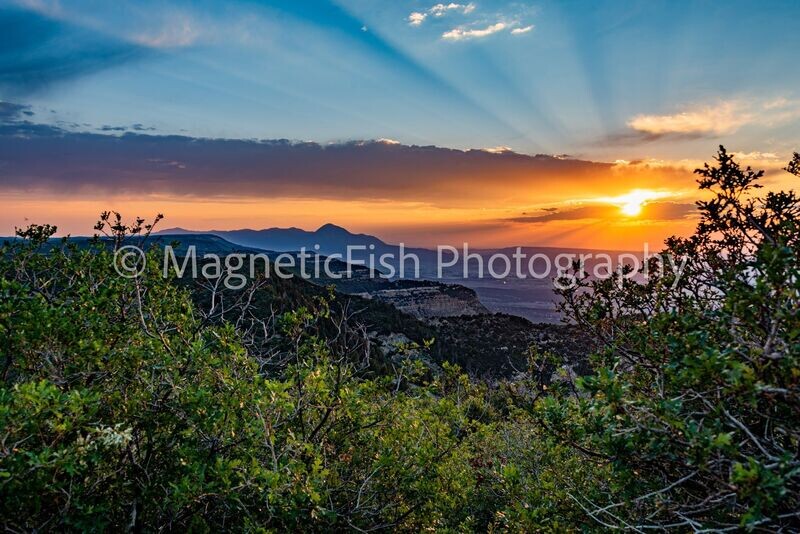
[[156, 224, 636, 257], [157, 223, 399, 256], [148, 224, 643, 324]]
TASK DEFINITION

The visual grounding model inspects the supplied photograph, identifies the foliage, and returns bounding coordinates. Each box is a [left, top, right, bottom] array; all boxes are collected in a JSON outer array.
[[553, 147, 800, 530]]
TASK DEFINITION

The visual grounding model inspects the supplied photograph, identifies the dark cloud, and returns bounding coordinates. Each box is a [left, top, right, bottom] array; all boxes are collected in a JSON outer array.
[[597, 129, 711, 146], [0, 101, 33, 121], [0, 107, 694, 206], [0, 7, 145, 94], [508, 202, 697, 223], [99, 123, 157, 133], [509, 205, 611, 222]]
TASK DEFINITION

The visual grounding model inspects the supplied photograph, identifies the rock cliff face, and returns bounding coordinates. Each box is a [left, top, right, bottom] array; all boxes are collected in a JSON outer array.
[[357, 282, 488, 320]]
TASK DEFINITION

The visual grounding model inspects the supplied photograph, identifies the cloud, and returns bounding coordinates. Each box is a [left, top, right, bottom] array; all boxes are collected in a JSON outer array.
[[0, 102, 34, 122], [99, 125, 128, 132], [408, 12, 427, 26], [442, 22, 506, 41], [763, 97, 789, 110], [623, 97, 800, 141], [431, 3, 475, 16], [98, 123, 157, 133], [408, 3, 475, 26], [627, 101, 751, 137], [0, 104, 158, 135], [0, 107, 693, 207], [511, 25, 534, 35], [508, 202, 697, 223], [131, 13, 201, 48], [610, 153, 793, 174], [611, 158, 705, 172], [731, 151, 780, 161], [407, 2, 534, 42], [482, 146, 514, 153]]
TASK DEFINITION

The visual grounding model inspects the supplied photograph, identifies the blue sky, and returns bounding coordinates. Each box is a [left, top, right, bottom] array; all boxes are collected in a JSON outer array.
[[3, 0, 799, 160]]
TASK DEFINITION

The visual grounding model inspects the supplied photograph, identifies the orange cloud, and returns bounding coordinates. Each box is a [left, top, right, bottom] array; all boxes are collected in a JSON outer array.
[[626, 98, 800, 139], [628, 101, 751, 136]]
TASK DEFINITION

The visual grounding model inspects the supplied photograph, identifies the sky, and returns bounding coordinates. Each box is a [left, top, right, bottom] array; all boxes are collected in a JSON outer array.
[[1, 0, 799, 249]]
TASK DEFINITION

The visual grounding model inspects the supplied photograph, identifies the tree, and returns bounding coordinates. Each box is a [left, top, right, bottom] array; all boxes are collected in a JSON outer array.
[[550, 147, 800, 530]]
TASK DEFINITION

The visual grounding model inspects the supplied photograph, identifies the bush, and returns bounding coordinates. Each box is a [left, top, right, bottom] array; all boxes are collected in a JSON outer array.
[[550, 147, 800, 530]]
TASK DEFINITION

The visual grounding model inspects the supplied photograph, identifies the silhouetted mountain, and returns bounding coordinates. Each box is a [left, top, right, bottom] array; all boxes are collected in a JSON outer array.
[[157, 224, 399, 256], [154, 227, 196, 235], [147, 234, 273, 255]]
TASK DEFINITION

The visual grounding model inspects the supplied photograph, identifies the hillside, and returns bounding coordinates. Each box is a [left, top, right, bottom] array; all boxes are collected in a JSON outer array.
[[181, 261, 588, 379]]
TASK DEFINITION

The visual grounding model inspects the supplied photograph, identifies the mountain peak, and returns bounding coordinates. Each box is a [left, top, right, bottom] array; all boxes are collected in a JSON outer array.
[[156, 227, 197, 235], [316, 223, 349, 234]]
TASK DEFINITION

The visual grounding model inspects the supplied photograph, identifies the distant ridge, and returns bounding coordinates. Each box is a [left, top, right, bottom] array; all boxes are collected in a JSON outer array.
[[156, 225, 638, 256], [156, 227, 197, 235], [156, 224, 394, 256], [0, 233, 273, 256]]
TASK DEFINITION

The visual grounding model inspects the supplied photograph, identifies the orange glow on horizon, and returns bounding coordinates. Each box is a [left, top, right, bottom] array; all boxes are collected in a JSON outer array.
[[0, 191, 700, 251]]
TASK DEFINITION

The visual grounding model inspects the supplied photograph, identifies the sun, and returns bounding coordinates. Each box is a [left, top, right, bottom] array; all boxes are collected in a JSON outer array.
[[586, 189, 673, 219], [613, 190, 666, 217], [620, 199, 643, 216]]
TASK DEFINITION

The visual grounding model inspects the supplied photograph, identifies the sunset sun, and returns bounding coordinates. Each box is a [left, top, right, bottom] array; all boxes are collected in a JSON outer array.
[[608, 190, 671, 218], [620, 199, 644, 217]]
